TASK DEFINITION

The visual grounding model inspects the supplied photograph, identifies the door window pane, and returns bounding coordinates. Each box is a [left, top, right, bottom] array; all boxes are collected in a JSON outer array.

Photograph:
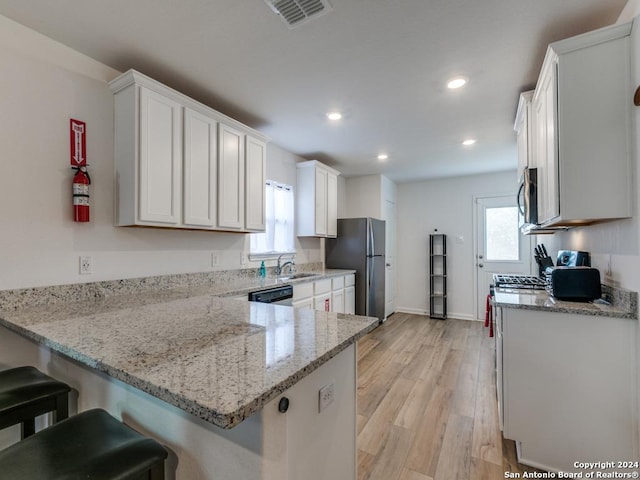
[[486, 206, 519, 261]]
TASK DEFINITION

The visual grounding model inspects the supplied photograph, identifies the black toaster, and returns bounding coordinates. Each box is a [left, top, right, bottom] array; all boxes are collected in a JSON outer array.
[[545, 267, 602, 302]]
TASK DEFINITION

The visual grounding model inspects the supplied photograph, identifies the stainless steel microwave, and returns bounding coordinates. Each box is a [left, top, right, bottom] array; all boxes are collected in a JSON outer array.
[[517, 167, 538, 227]]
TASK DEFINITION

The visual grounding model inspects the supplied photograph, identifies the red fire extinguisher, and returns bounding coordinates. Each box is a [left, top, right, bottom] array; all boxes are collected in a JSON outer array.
[[72, 166, 90, 222]]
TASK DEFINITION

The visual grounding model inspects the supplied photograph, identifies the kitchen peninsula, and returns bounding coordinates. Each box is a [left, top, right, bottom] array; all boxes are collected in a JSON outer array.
[[0, 270, 376, 480]]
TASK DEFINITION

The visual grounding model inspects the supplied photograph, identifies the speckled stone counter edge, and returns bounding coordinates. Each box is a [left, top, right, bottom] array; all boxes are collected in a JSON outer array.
[[494, 283, 638, 319], [0, 262, 331, 311], [0, 312, 377, 429]]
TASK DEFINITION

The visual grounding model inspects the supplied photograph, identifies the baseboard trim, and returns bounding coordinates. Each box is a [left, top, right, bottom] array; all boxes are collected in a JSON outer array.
[[395, 307, 479, 322]]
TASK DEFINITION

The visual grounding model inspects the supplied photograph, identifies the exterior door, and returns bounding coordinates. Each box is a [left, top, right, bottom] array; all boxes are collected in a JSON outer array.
[[475, 195, 533, 320]]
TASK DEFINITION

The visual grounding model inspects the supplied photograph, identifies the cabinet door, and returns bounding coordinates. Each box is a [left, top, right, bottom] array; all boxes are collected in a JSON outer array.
[[218, 123, 245, 229], [183, 108, 217, 228], [245, 135, 266, 231], [515, 97, 530, 180], [327, 172, 338, 237], [332, 289, 345, 313], [314, 168, 328, 236], [314, 293, 331, 312], [344, 286, 355, 314], [292, 297, 314, 310], [139, 87, 182, 224], [532, 60, 559, 225]]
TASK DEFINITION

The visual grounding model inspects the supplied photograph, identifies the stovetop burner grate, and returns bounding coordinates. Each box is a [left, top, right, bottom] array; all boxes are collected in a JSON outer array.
[[492, 274, 547, 290]]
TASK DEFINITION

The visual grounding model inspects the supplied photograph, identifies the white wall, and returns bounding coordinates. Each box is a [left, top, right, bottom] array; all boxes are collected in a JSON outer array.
[[0, 15, 320, 290], [396, 170, 516, 319], [345, 175, 382, 219], [619, 0, 640, 22]]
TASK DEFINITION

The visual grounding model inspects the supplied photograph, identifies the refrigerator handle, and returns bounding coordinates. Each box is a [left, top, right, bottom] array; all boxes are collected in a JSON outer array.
[[368, 219, 375, 257]]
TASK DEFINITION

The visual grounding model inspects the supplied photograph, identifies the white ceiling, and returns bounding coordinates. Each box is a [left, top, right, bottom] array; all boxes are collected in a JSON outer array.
[[0, 0, 627, 182]]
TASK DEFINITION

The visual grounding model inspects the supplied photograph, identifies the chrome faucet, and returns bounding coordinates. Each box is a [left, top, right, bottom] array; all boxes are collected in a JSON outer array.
[[275, 254, 296, 277]]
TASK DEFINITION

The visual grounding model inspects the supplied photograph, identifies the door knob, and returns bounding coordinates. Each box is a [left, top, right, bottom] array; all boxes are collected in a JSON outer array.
[[478, 254, 484, 259], [478, 263, 484, 268]]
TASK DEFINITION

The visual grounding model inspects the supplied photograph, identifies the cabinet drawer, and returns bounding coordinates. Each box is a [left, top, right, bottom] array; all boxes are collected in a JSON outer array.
[[293, 282, 314, 301], [345, 274, 355, 287], [331, 276, 344, 290], [314, 279, 332, 295]]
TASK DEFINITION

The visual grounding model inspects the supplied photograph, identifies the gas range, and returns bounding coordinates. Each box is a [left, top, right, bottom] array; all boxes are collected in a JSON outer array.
[[492, 274, 547, 290]]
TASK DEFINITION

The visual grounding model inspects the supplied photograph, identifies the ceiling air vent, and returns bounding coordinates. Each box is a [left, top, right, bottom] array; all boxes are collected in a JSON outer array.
[[264, 0, 333, 28]]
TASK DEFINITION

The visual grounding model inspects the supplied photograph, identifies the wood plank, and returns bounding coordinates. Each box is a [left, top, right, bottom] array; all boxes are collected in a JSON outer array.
[[365, 425, 415, 480], [358, 359, 405, 418], [357, 413, 368, 435], [394, 377, 435, 430], [358, 449, 376, 480], [451, 359, 479, 418], [472, 380, 502, 465], [404, 386, 453, 477], [470, 457, 505, 480], [398, 468, 434, 480], [433, 414, 473, 480], [359, 376, 414, 455]]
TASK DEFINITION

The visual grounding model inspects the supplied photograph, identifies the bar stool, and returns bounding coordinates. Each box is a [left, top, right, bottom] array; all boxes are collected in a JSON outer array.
[[0, 408, 168, 479], [0, 366, 71, 438]]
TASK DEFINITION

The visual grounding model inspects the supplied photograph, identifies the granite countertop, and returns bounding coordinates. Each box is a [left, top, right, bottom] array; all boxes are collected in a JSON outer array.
[[0, 269, 375, 429], [492, 286, 637, 319]]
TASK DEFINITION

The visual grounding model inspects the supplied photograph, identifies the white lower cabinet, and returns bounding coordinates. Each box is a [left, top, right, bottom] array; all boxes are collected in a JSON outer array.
[[314, 293, 331, 312], [331, 276, 345, 314], [314, 279, 332, 312], [292, 282, 314, 310], [344, 274, 355, 314], [500, 306, 635, 472], [293, 275, 356, 313]]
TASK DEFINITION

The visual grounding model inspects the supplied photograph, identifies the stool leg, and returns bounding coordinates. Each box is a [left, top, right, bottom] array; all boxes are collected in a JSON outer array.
[[54, 392, 69, 422], [149, 462, 165, 480], [21, 419, 35, 439]]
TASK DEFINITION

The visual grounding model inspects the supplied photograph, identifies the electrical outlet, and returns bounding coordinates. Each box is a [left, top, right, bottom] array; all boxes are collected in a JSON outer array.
[[319, 382, 335, 412], [240, 252, 248, 267], [211, 252, 220, 267], [79, 256, 93, 275]]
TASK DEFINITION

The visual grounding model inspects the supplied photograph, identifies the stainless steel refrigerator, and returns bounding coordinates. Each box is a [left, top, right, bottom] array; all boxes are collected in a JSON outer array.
[[325, 217, 386, 321]]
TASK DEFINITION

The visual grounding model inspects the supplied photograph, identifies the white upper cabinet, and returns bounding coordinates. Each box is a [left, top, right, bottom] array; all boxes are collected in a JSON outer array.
[[327, 171, 338, 237], [244, 135, 267, 232], [139, 88, 182, 225], [183, 107, 217, 228], [296, 160, 340, 238], [109, 69, 268, 232], [530, 21, 633, 227], [514, 91, 533, 181], [218, 123, 245, 230]]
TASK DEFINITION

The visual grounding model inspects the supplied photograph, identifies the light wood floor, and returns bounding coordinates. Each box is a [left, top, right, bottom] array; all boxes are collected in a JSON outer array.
[[356, 312, 541, 480]]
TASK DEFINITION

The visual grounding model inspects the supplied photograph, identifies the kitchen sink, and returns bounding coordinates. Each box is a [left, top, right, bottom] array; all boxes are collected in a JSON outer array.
[[279, 272, 319, 281]]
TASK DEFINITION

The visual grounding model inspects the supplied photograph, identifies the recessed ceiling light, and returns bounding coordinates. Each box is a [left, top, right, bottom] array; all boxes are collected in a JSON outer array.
[[447, 77, 467, 89], [377, 154, 389, 161], [462, 139, 476, 146], [326, 111, 342, 121]]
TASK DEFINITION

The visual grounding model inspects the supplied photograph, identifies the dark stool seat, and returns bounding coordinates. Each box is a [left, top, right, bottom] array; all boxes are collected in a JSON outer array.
[[0, 408, 168, 479], [0, 366, 71, 438]]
